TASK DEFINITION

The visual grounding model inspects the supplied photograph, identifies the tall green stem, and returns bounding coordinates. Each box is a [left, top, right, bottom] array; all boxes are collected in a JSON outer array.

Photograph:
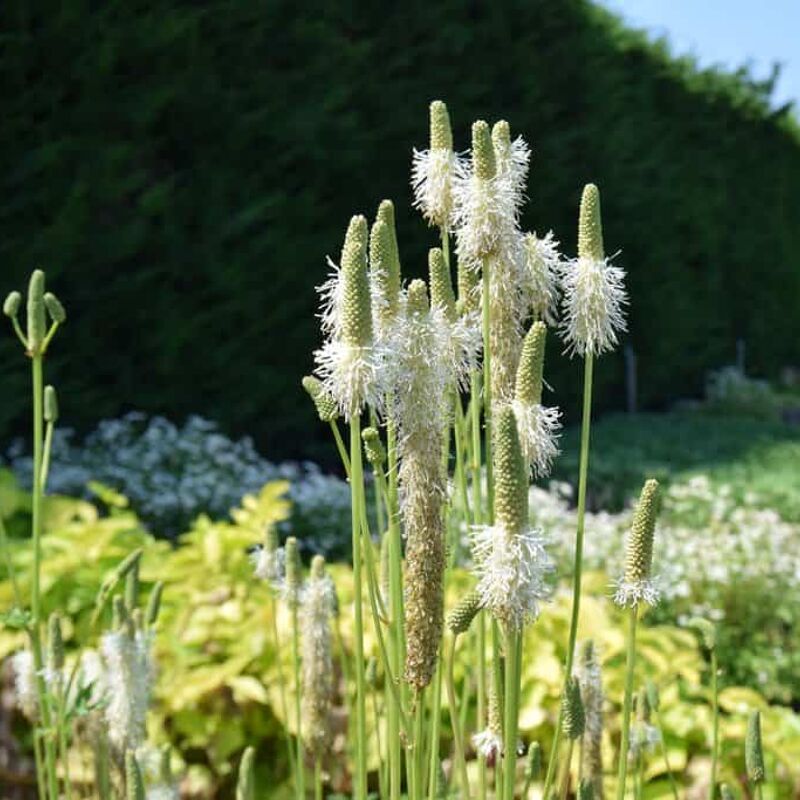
[[445, 636, 471, 800], [426, 660, 443, 800], [655, 708, 679, 800], [350, 415, 368, 800], [291, 600, 305, 800], [543, 353, 594, 798], [709, 649, 719, 800], [477, 612, 488, 800], [616, 607, 639, 800], [502, 628, 522, 800], [270, 594, 297, 781]]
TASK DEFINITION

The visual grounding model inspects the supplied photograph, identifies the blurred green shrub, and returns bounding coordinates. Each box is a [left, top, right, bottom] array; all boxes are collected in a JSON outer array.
[[1, 1, 800, 458]]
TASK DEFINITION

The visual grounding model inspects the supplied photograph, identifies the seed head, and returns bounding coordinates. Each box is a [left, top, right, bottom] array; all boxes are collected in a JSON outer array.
[[44, 292, 66, 324], [447, 590, 481, 635], [27, 269, 46, 353], [302, 375, 338, 423], [563, 676, 586, 739], [44, 385, 59, 423], [362, 426, 386, 468], [3, 290, 21, 318], [615, 479, 660, 607], [429, 100, 453, 150], [493, 406, 528, 536], [429, 248, 457, 323], [746, 710, 765, 784]]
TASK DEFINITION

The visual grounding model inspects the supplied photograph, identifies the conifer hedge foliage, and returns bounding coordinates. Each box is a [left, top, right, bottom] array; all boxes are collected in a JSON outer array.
[[1, 0, 798, 458]]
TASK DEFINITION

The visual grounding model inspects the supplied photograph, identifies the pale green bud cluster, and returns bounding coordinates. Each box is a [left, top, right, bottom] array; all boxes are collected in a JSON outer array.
[[44, 385, 59, 423], [562, 676, 585, 739], [429, 100, 453, 151], [624, 479, 660, 586], [472, 120, 497, 181], [340, 215, 373, 347], [3, 290, 21, 318], [493, 406, 529, 536], [302, 375, 338, 422], [376, 199, 402, 296], [446, 590, 481, 635], [578, 184, 605, 262], [27, 269, 47, 353], [428, 247, 457, 322], [44, 292, 66, 323], [362, 426, 386, 467], [514, 322, 547, 406], [746, 710, 765, 784]]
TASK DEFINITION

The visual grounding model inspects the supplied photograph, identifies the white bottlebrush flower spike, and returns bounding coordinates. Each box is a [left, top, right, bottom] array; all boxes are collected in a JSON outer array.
[[524, 231, 562, 325], [412, 100, 462, 230], [314, 215, 383, 419], [560, 184, 627, 357], [12, 650, 38, 720], [471, 407, 554, 629], [491, 120, 530, 226]]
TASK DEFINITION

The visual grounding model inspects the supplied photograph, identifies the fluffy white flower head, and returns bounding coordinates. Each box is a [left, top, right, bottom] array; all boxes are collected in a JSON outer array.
[[491, 120, 530, 225], [511, 400, 561, 478], [524, 231, 562, 325], [12, 650, 38, 720]]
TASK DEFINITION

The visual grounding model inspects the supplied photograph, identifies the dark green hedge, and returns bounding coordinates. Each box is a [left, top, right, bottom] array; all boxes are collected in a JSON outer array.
[[1, 1, 799, 462]]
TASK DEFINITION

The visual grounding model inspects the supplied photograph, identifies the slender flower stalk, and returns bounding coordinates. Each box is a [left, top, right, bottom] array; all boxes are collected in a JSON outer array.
[[578, 641, 605, 800], [645, 681, 678, 800], [615, 479, 661, 800], [285, 536, 305, 800], [746, 710, 765, 800]]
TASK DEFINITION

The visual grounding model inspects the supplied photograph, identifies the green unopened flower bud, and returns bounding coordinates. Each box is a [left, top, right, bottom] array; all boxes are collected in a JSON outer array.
[[236, 746, 255, 800], [472, 121, 496, 181], [689, 617, 717, 651], [645, 680, 660, 713], [428, 247, 457, 322], [720, 783, 736, 800], [578, 184, 604, 262], [524, 741, 542, 781], [624, 479, 660, 586], [3, 290, 21, 318], [491, 120, 511, 153], [515, 322, 547, 406], [366, 656, 378, 689], [376, 199, 402, 293], [44, 385, 59, 423], [429, 100, 453, 151], [362, 427, 386, 468], [47, 612, 64, 672], [578, 778, 595, 800], [126, 751, 145, 800], [301, 375, 338, 423], [125, 558, 140, 611], [562, 676, 585, 739], [43, 292, 66, 324], [285, 536, 301, 605], [746, 710, 765, 784], [457, 255, 480, 314], [407, 279, 429, 316], [493, 406, 529, 535], [115, 548, 143, 581], [146, 581, 164, 627], [370, 216, 401, 328], [340, 215, 372, 348], [447, 590, 481, 634], [26, 269, 46, 353]]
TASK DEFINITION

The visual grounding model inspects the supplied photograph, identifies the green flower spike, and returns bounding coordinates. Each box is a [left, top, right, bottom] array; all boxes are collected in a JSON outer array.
[[524, 741, 542, 781], [429, 247, 457, 323], [146, 581, 164, 627], [26, 269, 46, 354], [563, 676, 586, 740], [236, 746, 255, 800], [362, 426, 386, 468], [746, 710, 765, 784], [494, 406, 529, 536], [44, 385, 58, 423], [406, 278, 429, 316], [457, 253, 480, 314], [47, 612, 64, 672], [447, 590, 481, 635], [3, 290, 21, 318], [491, 120, 511, 153], [472, 120, 496, 181], [125, 751, 145, 800], [44, 292, 66, 324], [376, 199, 402, 294], [514, 321, 547, 406], [340, 215, 372, 348], [430, 100, 453, 151], [578, 183, 605, 262], [615, 479, 660, 607], [370, 216, 401, 331], [302, 375, 338, 422], [284, 536, 301, 606]]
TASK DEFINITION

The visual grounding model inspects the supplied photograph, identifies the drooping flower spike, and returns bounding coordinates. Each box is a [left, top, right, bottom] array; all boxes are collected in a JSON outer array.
[[614, 478, 660, 608], [315, 215, 383, 419], [560, 184, 627, 357], [471, 406, 553, 629], [411, 100, 462, 231], [512, 321, 561, 477]]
